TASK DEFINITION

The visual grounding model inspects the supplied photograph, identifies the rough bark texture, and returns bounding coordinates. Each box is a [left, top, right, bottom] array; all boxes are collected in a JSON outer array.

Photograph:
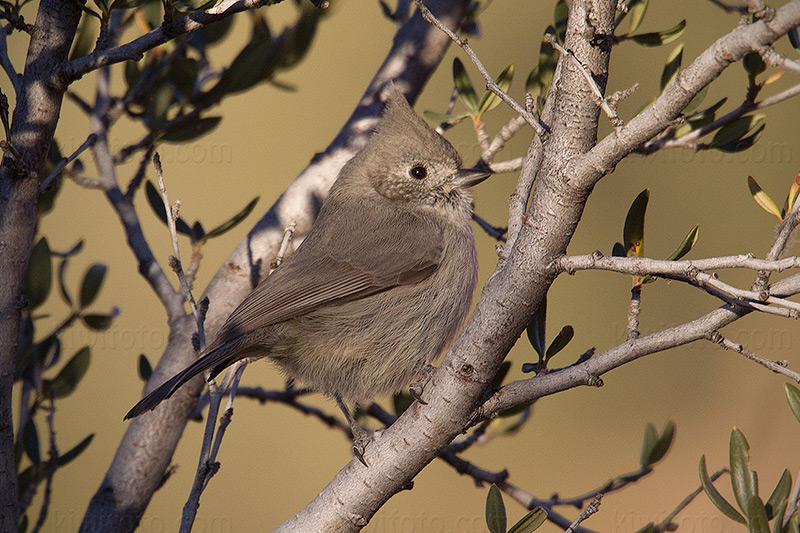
[[0, 1, 81, 530], [79, 1, 471, 530]]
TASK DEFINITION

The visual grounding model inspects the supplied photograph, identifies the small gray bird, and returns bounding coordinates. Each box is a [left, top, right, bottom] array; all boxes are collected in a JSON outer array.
[[125, 86, 488, 463]]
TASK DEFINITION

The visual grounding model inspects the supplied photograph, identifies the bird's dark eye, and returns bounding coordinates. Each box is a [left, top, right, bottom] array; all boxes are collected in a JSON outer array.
[[409, 165, 427, 179]]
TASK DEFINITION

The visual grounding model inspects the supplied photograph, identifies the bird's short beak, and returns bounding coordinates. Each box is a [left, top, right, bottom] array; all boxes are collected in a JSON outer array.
[[453, 168, 491, 188]]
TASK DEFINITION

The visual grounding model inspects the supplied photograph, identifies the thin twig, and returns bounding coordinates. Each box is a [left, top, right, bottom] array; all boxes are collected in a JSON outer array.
[[472, 213, 507, 242], [707, 0, 749, 13], [545, 34, 622, 127], [566, 494, 602, 533], [656, 469, 727, 532], [503, 135, 543, 262], [710, 332, 800, 382], [31, 394, 58, 533], [0, 28, 20, 96], [40, 134, 98, 191], [414, 0, 547, 136]]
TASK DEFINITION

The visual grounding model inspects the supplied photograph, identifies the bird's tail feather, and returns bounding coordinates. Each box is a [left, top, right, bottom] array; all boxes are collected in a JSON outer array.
[[124, 342, 242, 420]]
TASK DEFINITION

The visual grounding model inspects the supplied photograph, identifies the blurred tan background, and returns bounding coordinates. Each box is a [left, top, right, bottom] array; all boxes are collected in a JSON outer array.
[[5, 0, 800, 531]]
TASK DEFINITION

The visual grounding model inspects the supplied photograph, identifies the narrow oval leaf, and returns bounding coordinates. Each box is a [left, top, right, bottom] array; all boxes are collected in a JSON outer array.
[[730, 427, 757, 515], [789, 27, 800, 50], [478, 64, 515, 114], [508, 507, 547, 533], [640, 423, 657, 468], [772, 501, 788, 533], [491, 361, 512, 389], [46, 346, 91, 398], [628, 0, 649, 33], [748, 495, 770, 533], [26, 237, 52, 309], [161, 116, 223, 144], [612, 242, 626, 257], [682, 85, 710, 115], [204, 197, 260, 240], [453, 58, 478, 111], [624, 189, 649, 257], [661, 44, 684, 92], [783, 171, 800, 216], [763, 71, 784, 86], [765, 469, 791, 518], [82, 310, 118, 331], [526, 297, 547, 359], [645, 420, 676, 466], [57, 433, 94, 466], [145, 84, 174, 133], [22, 418, 41, 466], [545, 325, 574, 362], [486, 484, 507, 533], [700, 454, 747, 524], [631, 20, 686, 46], [666, 224, 699, 261], [79, 264, 107, 309], [711, 114, 765, 148], [785, 383, 800, 425], [717, 124, 765, 153], [138, 354, 153, 381], [748, 176, 783, 220], [421, 110, 471, 124]]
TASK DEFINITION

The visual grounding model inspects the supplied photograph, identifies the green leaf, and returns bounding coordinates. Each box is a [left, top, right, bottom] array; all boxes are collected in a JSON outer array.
[[203, 197, 259, 241], [765, 469, 791, 519], [545, 325, 573, 362], [138, 354, 153, 381], [22, 418, 40, 466], [274, 4, 323, 71], [453, 58, 478, 111], [628, 0, 649, 33], [640, 423, 657, 468], [486, 484, 507, 533], [69, 15, 99, 61], [421, 111, 471, 124], [508, 507, 547, 533], [612, 242, 626, 257], [711, 114, 766, 148], [210, 24, 275, 98], [791, 511, 800, 533], [665, 224, 699, 261], [661, 44, 684, 92], [161, 116, 223, 144], [478, 64, 515, 115], [624, 189, 649, 257], [491, 361, 512, 390], [144, 180, 193, 236], [700, 454, 747, 524], [784, 383, 800, 425], [630, 20, 686, 46], [717, 124, 765, 153], [730, 427, 758, 515], [682, 85, 710, 115], [748, 495, 770, 533], [26, 237, 52, 309], [392, 391, 414, 416], [773, 500, 788, 533], [782, 172, 800, 217], [45, 346, 91, 398], [553, 0, 568, 43], [195, 15, 235, 46], [645, 420, 675, 466], [748, 176, 783, 220], [79, 264, 107, 309], [57, 433, 94, 466], [34, 335, 61, 369], [82, 309, 119, 331], [743, 52, 767, 82], [526, 297, 547, 359], [145, 84, 174, 133]]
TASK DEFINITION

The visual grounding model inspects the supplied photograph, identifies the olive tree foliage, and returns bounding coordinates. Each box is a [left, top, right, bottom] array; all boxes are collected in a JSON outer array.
[[2, 0, 800, 532]]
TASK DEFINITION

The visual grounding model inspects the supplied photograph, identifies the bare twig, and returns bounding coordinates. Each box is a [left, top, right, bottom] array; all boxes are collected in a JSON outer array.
[[0, 28, 20, 96], [31, 395, 57, 533], [40, 133, 98, 191], [760, 47, 800, 75], [559, 253, 800, 275], [565, 494, 602, 533], [656, 469, 728, 532], [414, 0, 547, 136], [503, 135, 543, 262], [707, 0, 748, 13], [627, 283, 642, 340], [710, 332, 800, 382], [545, 34, 622, 127], [473, 213, 507, 242]]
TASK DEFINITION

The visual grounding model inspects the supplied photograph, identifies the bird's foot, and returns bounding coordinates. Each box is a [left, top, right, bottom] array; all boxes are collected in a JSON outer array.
[[409, 364, 436, 405], [351, 425, 373, 467]]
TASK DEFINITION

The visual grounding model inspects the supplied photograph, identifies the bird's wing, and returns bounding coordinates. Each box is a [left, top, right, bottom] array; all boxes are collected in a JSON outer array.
[[208, 208, 443, 349]]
